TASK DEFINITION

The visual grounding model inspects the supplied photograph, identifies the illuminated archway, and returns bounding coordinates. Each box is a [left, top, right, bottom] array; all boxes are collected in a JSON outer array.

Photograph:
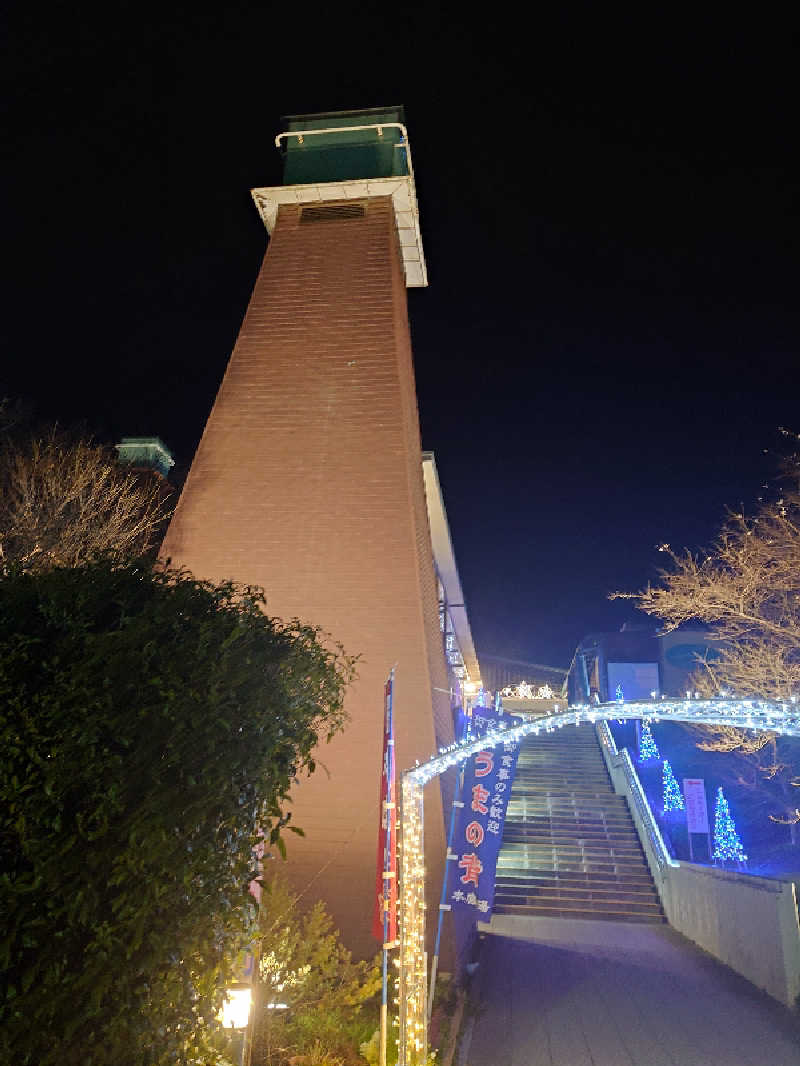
[[397, 697, 800, 1065]]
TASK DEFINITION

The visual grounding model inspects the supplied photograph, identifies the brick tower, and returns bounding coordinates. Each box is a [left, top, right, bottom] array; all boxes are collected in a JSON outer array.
[[161, 108, 456, 958]]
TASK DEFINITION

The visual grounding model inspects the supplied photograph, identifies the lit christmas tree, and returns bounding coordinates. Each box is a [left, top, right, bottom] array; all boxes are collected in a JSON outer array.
[[615, 683, 624, 703], [638, 720, 660, 762], [712, 787, 747, 864], [662, 760, 684, 812]]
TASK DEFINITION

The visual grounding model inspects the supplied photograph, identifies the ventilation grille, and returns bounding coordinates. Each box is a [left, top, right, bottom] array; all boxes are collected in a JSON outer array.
[[300, 202, 366, 224]]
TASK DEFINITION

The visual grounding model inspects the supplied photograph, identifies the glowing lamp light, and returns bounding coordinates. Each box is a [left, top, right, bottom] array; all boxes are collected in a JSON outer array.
[[219, 987, 252, 1029]]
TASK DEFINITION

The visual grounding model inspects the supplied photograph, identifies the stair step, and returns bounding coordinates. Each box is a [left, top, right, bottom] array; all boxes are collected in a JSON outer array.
[[513, 772, 613, 780], [508, 798, 629, 807], [495, 897, 664, 916], [509, 780, 622, 788], [494, 902, 666, 924], [505, 809, 636, 820], [495, 883, 660, 903], [500, 836, 644, 852], [503, 831, 642, 844], [503, 817, 640, 831], [516, 756, 606, 763], [510, 801, 627, 812], [509, 798, 628, 806], [501, 835, 641, 849], [501, 844, 644, 858], [496, 870, 657, 889], [502, 844, 644, 857], [509, 793, 627, 804], [501, 844, 652, 861], [497, 859, 652, 876], [517, 758, 607, 767], [507, 815, 635, 825], [495, 898, 664, 916], [502, 830, 643, 844], [504, 821, 640, 835]]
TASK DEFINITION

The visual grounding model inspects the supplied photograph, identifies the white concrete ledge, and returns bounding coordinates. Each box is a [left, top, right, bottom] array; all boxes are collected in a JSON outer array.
[[596, 723, 800, 1008], [660, 861, 800, 1008]]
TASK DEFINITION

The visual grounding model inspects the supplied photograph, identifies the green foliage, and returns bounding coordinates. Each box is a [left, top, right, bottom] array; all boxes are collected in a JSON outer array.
[[252, 874, 381, 1066], [359, 1030, 381, 1065], [289, 1041, 346, 1066], [359, 1031, 437, 1066], [0, 559, 354, 1065]]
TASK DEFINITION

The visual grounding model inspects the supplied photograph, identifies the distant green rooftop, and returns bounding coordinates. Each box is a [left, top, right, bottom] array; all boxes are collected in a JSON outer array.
[[279, 106, 409, 185], [116, 437, 175, 478]]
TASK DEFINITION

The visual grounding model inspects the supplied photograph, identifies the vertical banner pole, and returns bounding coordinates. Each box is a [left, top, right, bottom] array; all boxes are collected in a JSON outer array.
[[378, 671, 396, 1066], [428, 685, 474, 1020]]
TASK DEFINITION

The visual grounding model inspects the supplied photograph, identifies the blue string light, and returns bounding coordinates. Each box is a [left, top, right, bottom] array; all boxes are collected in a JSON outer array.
[[638, 720, 660, 762], [662, 760, 684, 812], [712, 786, 747, 864]]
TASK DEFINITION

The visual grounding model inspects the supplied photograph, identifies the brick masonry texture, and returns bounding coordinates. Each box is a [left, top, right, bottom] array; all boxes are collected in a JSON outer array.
[[161, 197, 455, 960]]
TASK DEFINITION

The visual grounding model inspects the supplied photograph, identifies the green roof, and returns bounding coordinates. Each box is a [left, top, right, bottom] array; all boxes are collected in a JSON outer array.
[[116, 437, 175, 478], [279, 106, 409, 185]]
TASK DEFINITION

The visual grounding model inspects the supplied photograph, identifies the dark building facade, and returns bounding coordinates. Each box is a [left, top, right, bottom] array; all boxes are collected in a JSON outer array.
[[567, 625, 724, 704]]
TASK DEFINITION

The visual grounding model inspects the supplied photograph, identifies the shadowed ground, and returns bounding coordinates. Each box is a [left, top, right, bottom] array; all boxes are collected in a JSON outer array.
[[462, 917, 800, 1066]]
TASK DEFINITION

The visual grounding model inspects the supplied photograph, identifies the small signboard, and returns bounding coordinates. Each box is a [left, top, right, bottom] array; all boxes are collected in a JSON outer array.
[[683, 778, 710, 834]]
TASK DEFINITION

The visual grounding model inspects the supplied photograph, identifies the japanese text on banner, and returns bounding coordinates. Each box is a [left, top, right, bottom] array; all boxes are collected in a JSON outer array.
[[450, 712, 521, 919]]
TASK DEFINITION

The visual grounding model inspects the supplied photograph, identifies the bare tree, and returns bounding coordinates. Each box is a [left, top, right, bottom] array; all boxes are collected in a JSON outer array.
[[0, 431, 173, 573], [617, 462, 800, 835], [628, 506, 800, 701]]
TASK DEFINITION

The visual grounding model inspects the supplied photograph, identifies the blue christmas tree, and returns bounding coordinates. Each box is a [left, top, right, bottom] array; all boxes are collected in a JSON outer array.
[[662, 760, 684, 812], [615, 683, 624, 703], [638, 720, 660, 762], [712, 787, 747, 864]]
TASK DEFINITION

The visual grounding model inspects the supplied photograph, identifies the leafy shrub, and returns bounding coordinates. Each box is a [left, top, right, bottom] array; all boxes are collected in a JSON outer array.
[[0, 559, 353, 1065]]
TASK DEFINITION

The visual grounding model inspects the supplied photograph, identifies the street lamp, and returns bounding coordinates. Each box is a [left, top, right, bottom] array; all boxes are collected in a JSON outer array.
[[220, 986, 252, 1030], [219, 984, 253, 1065]]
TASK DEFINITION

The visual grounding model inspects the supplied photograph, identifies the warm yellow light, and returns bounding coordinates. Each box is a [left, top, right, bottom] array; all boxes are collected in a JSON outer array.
[[219, 987, 252, 1029]]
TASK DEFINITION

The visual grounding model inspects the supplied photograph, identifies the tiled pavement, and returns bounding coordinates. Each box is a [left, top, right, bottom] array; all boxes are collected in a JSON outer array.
[[463, 917, 800, 1065]]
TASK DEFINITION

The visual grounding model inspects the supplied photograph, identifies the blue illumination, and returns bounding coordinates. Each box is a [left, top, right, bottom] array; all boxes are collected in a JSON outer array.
[[662, 760, 684, 812], [712, 787, 747, 864], [638, 720, 660, 762]]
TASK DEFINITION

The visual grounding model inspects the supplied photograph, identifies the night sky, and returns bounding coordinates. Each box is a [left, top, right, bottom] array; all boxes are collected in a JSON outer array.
[[3, 8, 798, 668]]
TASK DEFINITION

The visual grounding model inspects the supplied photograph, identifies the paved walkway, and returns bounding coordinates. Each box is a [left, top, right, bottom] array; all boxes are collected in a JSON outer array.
[[463, 916, 800, 1065]]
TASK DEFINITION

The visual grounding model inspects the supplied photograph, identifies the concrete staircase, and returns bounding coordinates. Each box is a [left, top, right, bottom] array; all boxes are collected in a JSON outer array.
[[494, 723, 665, 923]]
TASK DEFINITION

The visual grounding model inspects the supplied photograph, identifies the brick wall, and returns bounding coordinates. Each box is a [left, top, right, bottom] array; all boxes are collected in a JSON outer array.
[[161, 196, 455, 960]]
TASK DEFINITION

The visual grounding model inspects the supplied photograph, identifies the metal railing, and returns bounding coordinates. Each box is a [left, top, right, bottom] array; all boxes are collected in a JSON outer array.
[[596, 721, 678, 870]]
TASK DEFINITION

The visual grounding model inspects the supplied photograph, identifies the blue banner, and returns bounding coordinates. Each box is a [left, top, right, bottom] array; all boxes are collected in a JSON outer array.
[[449, 710, 521, 919]]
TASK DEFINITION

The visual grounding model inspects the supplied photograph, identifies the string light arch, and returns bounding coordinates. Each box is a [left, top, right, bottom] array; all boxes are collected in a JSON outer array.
[[396, 697, 800, 1065]]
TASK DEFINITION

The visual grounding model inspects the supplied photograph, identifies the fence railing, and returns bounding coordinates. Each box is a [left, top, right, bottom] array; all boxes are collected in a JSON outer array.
[[596, 720, 678, 870]]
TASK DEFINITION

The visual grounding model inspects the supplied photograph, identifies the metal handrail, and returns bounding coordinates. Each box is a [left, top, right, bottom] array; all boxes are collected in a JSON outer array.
[[596, 718, 618, 756], [275, 122, 408, 148], [596, 721, 678, 870]]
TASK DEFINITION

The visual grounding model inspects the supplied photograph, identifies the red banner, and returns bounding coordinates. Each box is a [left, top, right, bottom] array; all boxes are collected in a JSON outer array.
[[372, 674, 397, 943]]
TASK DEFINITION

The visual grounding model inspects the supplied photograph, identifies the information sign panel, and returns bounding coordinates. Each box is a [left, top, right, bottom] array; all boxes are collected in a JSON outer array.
[[683, 778, 709, 833]]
